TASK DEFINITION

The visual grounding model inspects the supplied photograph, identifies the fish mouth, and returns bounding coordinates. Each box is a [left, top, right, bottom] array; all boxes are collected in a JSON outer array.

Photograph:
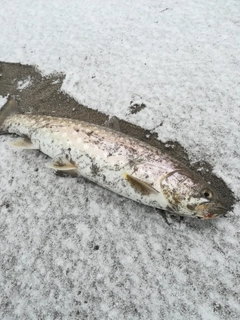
[[196, 203, 228, 220]]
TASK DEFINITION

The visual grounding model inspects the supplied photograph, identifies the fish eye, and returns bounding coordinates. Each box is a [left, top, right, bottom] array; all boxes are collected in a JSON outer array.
[[201, 189, 213, 200]]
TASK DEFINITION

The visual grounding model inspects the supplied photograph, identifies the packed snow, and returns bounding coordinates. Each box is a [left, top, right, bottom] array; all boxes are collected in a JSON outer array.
[[0, 0, 240, 319]]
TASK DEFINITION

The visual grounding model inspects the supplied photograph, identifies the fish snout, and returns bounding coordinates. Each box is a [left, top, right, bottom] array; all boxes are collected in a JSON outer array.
[[198, 203, 228, 220]]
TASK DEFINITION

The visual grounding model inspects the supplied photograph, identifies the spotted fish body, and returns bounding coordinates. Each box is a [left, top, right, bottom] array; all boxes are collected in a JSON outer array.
[[4, 114, 171, 208], [0, 99, 227, 219]]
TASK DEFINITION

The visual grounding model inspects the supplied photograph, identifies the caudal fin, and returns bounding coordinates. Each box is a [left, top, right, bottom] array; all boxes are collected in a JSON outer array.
[[0, 97, 20, 134]]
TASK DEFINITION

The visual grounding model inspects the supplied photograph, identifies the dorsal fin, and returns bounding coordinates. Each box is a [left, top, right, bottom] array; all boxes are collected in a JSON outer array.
[[104, 116, 121, 132]]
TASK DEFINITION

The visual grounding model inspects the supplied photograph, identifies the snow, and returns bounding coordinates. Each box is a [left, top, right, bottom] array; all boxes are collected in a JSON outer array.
[[17, 76, 33, 91], [0, 0, 240, 319], [0, 96, 7, 110]]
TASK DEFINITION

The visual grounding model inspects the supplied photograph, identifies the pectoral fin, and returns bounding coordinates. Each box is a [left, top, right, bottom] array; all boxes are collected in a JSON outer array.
[[46, 160, 77, 171], [9, 137, 38, 149], [123, 172, 159, 195]]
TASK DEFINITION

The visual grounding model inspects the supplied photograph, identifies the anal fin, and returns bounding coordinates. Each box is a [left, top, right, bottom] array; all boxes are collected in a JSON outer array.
[[123, 172, 159, 195], [9, 137, 38, 150]]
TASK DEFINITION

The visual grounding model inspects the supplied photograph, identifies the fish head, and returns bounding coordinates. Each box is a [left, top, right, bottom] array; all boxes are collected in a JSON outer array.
[[160, 169, 227, 219]]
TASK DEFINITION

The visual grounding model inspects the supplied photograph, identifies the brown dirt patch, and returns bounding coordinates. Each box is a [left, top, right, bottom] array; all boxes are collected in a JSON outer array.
[[0, 61, 235, 211]]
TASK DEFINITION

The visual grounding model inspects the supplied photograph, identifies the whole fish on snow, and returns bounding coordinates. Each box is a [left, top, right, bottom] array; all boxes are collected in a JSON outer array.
[[0, 98, 227, 219]]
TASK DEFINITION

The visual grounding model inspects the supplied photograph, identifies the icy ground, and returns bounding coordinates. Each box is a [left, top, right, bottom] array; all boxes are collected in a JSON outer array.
[[0, 0, 240, 319]]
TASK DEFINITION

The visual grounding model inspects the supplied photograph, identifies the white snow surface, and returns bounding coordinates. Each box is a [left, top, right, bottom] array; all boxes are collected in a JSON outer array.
[[0, 96, 7, 110], [0, 1, 240, 319]]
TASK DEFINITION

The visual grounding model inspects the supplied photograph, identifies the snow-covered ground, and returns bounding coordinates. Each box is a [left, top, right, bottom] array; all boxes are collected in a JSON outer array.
[[0, 0, 240, 319]]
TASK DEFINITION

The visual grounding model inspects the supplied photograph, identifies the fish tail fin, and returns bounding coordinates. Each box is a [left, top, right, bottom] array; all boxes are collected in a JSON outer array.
[[0, 97, 21, 134]]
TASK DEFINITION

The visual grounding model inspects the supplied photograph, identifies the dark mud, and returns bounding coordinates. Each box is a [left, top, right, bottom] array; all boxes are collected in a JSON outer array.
[[0, 61, 235, 211]]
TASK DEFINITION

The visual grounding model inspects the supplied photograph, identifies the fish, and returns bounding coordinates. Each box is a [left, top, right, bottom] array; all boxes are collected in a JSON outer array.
[[0, 98, 227, 219]]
